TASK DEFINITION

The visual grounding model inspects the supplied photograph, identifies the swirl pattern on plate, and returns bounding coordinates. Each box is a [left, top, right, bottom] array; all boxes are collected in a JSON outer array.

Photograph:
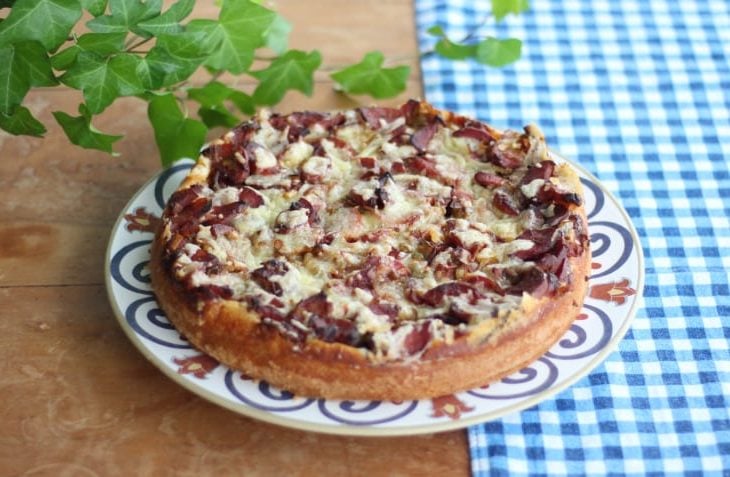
[[317, 399, 419, 426]]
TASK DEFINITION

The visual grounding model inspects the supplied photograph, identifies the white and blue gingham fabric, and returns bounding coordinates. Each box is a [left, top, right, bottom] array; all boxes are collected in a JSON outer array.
[[415, 1, 730, 475]]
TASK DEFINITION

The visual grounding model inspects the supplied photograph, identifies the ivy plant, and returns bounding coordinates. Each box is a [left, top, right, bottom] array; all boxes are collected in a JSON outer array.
[[0, 0, 528, 166]]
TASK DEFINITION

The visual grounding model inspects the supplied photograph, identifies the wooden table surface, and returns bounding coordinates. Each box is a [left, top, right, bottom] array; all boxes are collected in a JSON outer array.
[[0, 2, 470, 475]]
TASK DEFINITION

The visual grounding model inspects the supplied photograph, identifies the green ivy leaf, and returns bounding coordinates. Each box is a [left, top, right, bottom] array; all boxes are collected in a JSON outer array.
[[491, 0, 529, 22], [86, 0, 162, 37], [0, 105, 47, 136], [187, 81, 236, 107], [147, 93, 207, 167], [0, 0, 17, 8], [80, 0, 107, 16], [144, 30, 211, 88], [51, 46, 79, 70], [53, 104, 122, 154], [250, 49, 321, 106], [475, 37, 522, 66], [59, 51, 116, 113], [198, 106, 239, 129], [330, 51, 410, 99], [60, 50, 145, 113], [265, 14, 291, 55], [189, 0, 276, 74], [76, 31, 126, 54], [428, 26, 478, 61], [136, 0, 194, 36], [51, 32, 126, 70], [134, 57, 162, 90], [155, 30, 211, 60], [187, 81, 254, 115], [229, 90, 255, 115], [0, 0, 82, 51], [426, 25, 445, 37], [137, 52, 179, 89], [0, 41, 57, 114], [434, 38, 478, 60], [107, 53, 145, 95], [184, 21, 219, 54], [187, 81, 250, 127], [11, 42, 58, 88]]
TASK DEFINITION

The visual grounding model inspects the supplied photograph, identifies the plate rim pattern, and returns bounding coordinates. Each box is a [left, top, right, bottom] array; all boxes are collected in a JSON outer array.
[[104, 153, 644, 436]]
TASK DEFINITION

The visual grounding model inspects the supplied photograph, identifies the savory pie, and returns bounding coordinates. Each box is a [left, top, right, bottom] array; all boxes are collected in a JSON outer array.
[[150, 100, 591, 400]]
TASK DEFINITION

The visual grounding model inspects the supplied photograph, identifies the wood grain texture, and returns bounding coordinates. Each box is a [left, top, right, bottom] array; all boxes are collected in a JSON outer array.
[[0, 1, 469, 476], [0, 287, 468, 477]]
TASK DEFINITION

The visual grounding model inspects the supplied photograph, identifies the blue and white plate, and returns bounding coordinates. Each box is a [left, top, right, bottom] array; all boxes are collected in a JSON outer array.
[[105, 154, 643, 436]]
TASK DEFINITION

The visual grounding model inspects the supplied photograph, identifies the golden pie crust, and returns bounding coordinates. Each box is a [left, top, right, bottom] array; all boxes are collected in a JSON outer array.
[[150, 101, 591, 400]]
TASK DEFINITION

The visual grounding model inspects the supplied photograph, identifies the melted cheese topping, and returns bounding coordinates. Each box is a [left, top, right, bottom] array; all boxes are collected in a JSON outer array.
[[161, 103, 587, 363]]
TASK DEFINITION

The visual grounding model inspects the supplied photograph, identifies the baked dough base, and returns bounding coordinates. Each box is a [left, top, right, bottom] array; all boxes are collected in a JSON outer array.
[[150, 220, 590, 400]]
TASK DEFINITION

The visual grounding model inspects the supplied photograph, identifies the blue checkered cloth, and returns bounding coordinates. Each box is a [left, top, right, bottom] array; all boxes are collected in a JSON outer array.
[[415, 0, 730, 474]]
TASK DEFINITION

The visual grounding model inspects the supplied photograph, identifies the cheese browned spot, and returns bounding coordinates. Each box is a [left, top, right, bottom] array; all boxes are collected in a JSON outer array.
[[158, 100, 589, 364]]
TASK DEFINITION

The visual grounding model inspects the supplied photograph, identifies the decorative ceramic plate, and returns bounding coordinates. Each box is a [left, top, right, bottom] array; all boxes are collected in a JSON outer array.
[[105, 154, 643, 436]]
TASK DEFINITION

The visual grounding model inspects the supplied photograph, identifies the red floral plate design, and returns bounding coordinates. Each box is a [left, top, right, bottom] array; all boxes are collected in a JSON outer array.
[[105, 153, 644, 436]]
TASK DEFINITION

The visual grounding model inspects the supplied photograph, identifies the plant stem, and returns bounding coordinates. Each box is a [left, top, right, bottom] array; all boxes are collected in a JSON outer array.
[[421, 13, 492, 58], [462, 15, 491, 43], [173, 92, 190, 117], [126, 36, 152, 52], [253, 54, 278, 62]]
